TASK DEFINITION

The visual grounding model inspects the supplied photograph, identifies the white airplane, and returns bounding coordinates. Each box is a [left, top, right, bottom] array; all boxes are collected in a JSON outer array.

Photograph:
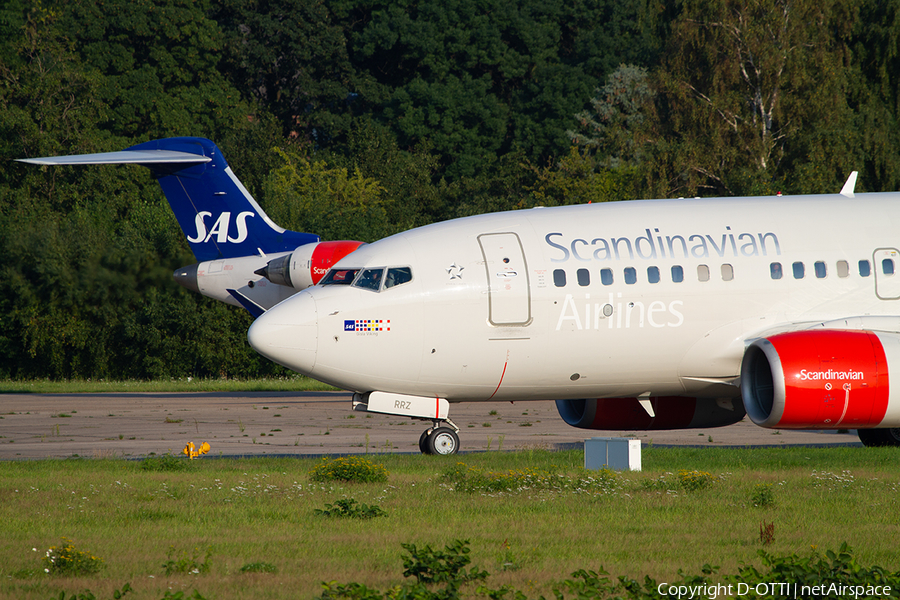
[[18, 137, 363, 317], [22, 140, 900, 454]]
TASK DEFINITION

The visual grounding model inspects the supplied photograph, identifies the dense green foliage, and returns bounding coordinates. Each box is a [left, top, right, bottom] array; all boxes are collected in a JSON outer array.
[[2, 0, 899, 379]]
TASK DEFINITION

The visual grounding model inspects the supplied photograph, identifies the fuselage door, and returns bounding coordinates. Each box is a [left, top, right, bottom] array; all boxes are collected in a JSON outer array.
[[874, 248, 900, 300], [478, 232, 532, 326]]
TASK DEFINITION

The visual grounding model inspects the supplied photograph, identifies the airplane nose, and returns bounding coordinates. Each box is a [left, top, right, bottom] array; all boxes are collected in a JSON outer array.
[[247, 292, 318, 374]]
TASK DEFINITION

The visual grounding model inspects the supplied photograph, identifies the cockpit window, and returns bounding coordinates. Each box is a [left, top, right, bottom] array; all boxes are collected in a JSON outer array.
[[320, 268, 359, 285], [385, 267, 413, 289], [353, 268, 385, 291]]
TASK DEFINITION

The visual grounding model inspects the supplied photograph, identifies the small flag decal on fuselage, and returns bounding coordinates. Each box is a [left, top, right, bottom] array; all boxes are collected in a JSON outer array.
[[344, 319, 391, 332]]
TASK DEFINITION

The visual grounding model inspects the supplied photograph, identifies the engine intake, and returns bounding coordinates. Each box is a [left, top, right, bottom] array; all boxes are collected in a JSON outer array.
[[740, 330, 900, 429], [256, 240, 365, 290]]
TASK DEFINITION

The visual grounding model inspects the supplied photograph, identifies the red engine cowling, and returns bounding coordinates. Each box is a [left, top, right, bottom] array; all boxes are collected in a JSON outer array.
[[740, 329, 900, 429], [258, 240, 365, 290], [555, 396, 745, 430]]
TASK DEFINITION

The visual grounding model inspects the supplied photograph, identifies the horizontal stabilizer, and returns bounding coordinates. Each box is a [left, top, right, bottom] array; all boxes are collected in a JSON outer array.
[[17, 149, 211, 166]]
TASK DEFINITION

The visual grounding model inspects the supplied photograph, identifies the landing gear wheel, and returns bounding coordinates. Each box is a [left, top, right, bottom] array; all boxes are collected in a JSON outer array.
[[418, 429, 433, 455], [858, 428, 900, 447], [427, 427, 460, 455]]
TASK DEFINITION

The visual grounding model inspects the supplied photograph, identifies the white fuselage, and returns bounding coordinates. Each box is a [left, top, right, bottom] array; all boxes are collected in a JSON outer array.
[[248, 193, 900, 403]]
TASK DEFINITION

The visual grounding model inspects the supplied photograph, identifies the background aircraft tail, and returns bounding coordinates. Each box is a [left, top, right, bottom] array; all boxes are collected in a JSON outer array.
[[19, 137, 319, 261]]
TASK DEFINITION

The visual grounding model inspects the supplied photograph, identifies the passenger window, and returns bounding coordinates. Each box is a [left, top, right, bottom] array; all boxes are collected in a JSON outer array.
[[647, 266, 660, 284], [553, 269, 566, 287], [836, 261, 849, 278], [671, 265, 684, 283], [697, 265, 710, 282], [770, 262, 783, 280], [814, 261, 827, 279], [385, 267, 413, 289], [721, 264, 734, 281], [624, 267, 637, 284], [353, 268, 385, 291], [577, 268, 590, 286], [859, 260, 871, 277], [884, 258, 895, 275], [792, 262, 805, 279], [321, 268, 359, 285], [600, 268, 613, 285]]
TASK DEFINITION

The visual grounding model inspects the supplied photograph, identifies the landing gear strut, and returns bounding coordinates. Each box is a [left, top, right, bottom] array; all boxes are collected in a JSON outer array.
[[418, 421, 460, 455], [351, 392, 460, 455]]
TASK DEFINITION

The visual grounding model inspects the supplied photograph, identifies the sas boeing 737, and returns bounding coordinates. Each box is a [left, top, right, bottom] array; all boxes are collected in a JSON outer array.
[[21, 139, 900, 454]]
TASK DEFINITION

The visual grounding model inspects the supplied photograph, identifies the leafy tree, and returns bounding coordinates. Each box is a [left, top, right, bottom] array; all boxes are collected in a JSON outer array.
[[59, 0, 254, 139], [569, 64, 658, 169], [262, 145, 391, 242], [212, 0, 360, 144], [655, 0, 864, 196], [332, 121, 444, 229]]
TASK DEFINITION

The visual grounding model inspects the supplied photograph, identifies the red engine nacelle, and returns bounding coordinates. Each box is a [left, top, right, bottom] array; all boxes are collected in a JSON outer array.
[[555, 396, 745, 430], [740, 329, 900, 429], [257, 240, 365, 290]]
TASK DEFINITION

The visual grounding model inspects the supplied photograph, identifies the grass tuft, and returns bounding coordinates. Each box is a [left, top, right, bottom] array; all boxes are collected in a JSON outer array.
[[240, 561, 278, 574], [163, 546, 211, 576], [42, 537, 104, 576], [138, 453, 190, 472], [308, 456, 388, 483], [314, 498, 387, 519]]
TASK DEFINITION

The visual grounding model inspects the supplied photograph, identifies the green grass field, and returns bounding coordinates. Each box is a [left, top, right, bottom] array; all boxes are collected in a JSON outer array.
[[1, 447, 899, 599]]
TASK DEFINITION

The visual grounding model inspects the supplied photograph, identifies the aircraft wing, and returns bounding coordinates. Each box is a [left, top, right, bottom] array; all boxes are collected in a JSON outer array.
[[17, 149, 211, 166]]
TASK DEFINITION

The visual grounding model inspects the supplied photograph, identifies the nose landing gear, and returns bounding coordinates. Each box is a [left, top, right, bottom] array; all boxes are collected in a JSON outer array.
[[418, 421, 461, 455], [351, 391, 461, 455]]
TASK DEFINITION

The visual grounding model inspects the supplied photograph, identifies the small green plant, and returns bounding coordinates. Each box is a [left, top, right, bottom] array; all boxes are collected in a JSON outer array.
[[401, 540, 487, 586], [138, 453, 188, 472], [160, 591, 207, 599], [240, 561, 278, 573], [50, 582, 132, 600], [751, 483, 776, 507], [315, 498, 386, 519], [678, 469, 716, 491], [42, 537, 104, 576], [163, 546, 211, 576], [308, 456, 388, 483]]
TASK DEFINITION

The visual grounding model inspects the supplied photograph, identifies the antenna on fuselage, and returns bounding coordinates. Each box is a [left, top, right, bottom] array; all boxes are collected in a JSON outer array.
[[840, 171, 858, 198]]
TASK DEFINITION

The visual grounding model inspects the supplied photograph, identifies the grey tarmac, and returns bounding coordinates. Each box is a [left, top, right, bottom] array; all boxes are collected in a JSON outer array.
[[0, 391, 859, 459]]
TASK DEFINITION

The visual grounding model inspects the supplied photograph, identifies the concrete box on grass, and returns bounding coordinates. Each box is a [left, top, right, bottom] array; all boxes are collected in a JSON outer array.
[[584, 437, 641, 471]]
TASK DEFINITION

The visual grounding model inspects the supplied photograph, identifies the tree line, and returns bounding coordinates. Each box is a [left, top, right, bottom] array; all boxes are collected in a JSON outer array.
[[1, 0, 898, 379]]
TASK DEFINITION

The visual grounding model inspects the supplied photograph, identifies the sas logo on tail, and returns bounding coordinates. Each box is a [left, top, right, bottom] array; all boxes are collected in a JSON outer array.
[[187, 211, 254, 244], [344, 319, 391, 332]]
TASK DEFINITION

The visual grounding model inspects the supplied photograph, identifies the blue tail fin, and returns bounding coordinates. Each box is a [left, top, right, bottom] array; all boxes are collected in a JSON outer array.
[[19, 137, 319, 261], [128, 138, 318, 261]]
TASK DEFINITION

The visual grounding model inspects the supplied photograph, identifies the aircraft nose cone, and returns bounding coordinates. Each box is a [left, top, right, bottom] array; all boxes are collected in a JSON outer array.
[[247, 292, 318, 374]]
